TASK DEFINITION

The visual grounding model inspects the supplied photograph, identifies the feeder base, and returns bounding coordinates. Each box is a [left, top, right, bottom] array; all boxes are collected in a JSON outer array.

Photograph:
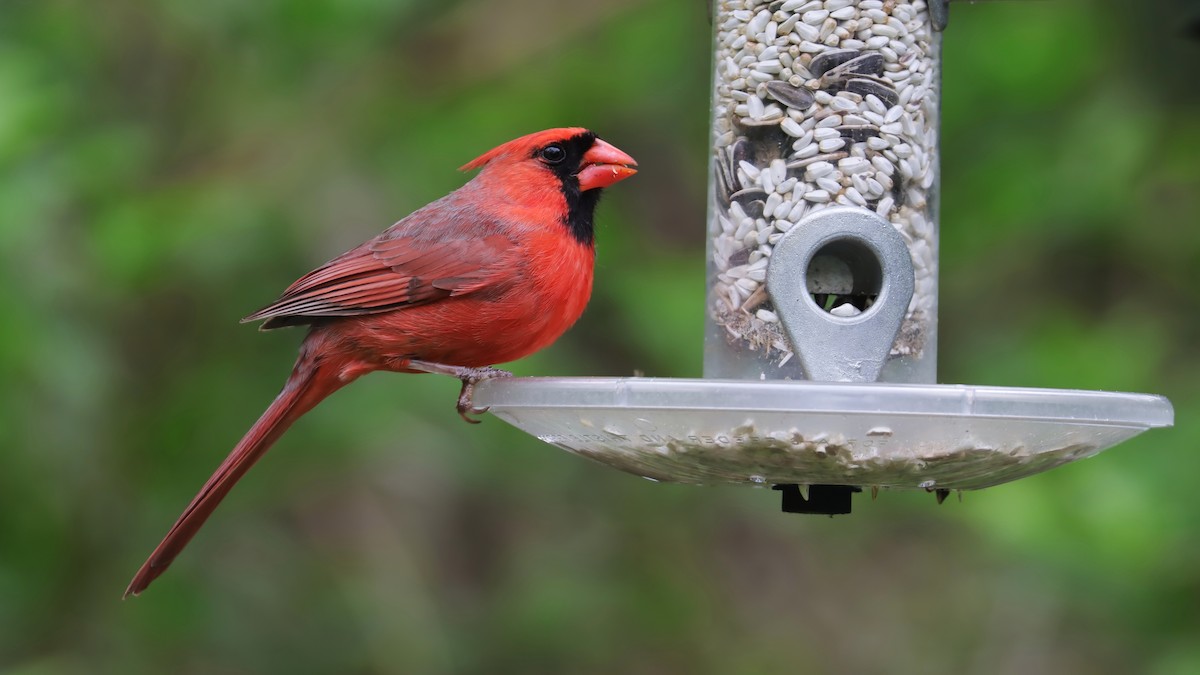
[[471, 378, 1173, 491]]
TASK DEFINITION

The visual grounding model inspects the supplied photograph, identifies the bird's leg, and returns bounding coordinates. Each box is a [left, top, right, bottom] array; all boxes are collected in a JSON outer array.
[[404, 360, 513, 424]]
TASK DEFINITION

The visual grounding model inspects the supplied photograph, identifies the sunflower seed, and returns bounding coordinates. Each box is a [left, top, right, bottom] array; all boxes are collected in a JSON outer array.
[[846, 78, 899, 107], [808, 49, 861, 77], [764, 80, 816, 110]]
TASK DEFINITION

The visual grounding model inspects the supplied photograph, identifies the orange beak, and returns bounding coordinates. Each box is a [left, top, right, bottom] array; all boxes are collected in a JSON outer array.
[[576, 139, 638, 191]]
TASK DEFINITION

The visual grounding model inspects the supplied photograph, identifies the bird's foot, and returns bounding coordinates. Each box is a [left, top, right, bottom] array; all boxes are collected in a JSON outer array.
[[405, 360, 513, 424]]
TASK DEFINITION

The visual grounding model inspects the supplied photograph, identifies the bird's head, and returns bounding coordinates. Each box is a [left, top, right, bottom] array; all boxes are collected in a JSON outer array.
[[460, 128, 637, 245], [461, 127, 637, 191]]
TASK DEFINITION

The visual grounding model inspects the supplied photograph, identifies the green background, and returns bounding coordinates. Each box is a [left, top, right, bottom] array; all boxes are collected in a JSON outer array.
[[2, 0, 1198, 672]]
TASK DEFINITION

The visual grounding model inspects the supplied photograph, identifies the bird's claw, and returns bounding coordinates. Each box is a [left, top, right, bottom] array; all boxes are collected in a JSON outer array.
[[454, 367, 512, 424], [456, 382, 488, 424], [401, 359, 512, 423]]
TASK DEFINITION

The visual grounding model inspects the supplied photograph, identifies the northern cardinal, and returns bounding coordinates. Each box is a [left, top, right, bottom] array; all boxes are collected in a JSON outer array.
[[125, 128, 637, 597]]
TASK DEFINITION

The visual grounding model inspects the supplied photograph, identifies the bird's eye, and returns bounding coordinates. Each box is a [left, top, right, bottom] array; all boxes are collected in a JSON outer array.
[[539, 144, 566, 165]]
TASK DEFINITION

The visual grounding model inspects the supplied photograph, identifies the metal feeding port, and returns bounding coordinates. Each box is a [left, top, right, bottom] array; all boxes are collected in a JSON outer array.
[[473, 0, 1174, 513]]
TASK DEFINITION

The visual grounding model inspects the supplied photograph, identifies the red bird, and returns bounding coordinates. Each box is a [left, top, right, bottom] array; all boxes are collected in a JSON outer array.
[[125, 128, 637, 597]]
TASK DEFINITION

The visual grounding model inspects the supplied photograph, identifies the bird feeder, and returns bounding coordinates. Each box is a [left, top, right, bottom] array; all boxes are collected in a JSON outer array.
[[473, 0, 1173, 512]]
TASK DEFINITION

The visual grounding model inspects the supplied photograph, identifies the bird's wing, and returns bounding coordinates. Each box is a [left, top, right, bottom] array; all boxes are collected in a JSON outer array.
[[243, 222, 517, 327]]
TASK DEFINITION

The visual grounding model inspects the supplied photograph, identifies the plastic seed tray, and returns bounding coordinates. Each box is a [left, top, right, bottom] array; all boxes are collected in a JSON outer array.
[[473, 378, 1173, 491]]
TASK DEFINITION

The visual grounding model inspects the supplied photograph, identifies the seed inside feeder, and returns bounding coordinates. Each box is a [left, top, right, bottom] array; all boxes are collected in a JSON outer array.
[[707, 0, 939, 380]]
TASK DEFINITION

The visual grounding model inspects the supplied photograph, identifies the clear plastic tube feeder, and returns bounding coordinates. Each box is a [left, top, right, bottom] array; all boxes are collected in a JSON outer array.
[[473, 0, 1174, 513]]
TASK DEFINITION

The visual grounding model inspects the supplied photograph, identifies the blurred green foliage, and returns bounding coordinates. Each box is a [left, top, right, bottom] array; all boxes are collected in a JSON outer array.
[[2, 0, 1198, 673]]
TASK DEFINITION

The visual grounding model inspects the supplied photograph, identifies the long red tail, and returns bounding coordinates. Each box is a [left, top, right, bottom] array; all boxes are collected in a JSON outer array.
[[125, 344, 353, 597]]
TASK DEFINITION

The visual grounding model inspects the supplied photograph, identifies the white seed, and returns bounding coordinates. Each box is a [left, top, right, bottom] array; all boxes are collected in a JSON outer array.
[[871, 24, 898, 38], [804, 189, 830, 203], [781, 117, 806, 137], [838, 156, 871, 174], [756, 309, 779, 323], [764, 192, 783, 215], [773, 199, 793, 219], [816, 176, 841, 193], [747, 96, 765, 119], [818, 17, 837, 41], [748, 10, 772, 35], [756, 59, 782, 74], [830, 96, 859, 112], [791, 130, 815, 148], [818, 137, 845, 152], [804, 160, 834, 178], [760, 170, 775, 194], [851, 173, 870, 194], [802, 9, 829, 25], [908, 187, 927, 208], [728, 200, 747, 222], [813, 127, 840, 140], [787, 199, 807, 222], [769, 159, 787, 184], [793, 21, 820, 42], [815, 115, 843, 130], [793, 142, 819, 158]]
